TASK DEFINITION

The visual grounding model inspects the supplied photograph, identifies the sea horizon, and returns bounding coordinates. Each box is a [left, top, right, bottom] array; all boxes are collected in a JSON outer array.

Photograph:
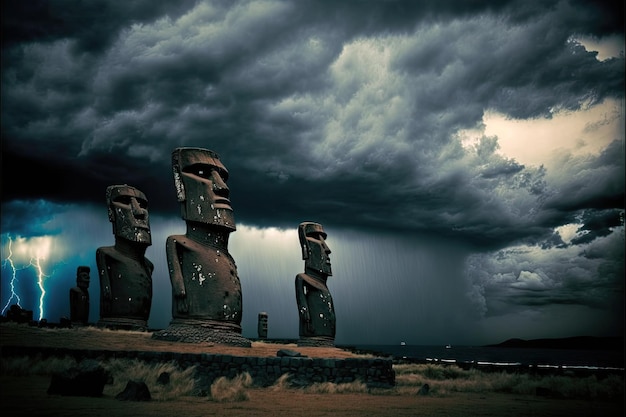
[[347, 343, 625, 371]]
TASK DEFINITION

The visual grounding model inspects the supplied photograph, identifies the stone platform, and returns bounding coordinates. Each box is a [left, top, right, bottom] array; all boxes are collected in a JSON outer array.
[[0, 323, 395, 390]]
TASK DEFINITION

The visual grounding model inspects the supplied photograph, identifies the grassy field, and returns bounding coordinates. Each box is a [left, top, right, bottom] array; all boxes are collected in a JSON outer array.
[[2, 352, 624, 416], [1, 324, 624, 416], [2, 355, 624, 401]]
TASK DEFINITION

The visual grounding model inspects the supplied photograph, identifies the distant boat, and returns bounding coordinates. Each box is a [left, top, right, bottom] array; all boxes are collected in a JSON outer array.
[[400, 341, 406, 346], [445, 344, 452, 349]]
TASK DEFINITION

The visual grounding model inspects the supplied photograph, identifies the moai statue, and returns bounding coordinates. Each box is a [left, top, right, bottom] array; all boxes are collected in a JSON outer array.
[[257, 312, 268, 339], [96, 184, 153, 331], [152, 147, 249, 346], [295, 222, 336, 347], [69, 266, 91, 325]]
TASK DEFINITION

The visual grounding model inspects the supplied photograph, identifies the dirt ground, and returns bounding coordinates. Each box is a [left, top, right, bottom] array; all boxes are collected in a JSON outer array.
[[1, 324, 623, 417], [0, 323, 359, 358]]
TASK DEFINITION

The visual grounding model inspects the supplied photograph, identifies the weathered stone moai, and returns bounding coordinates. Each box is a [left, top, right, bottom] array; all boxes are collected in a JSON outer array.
[[96, 184, 153, 331], [295, 222, 336, 347], [69, 266, 91, 325], [152, 147, 249, 346], [258, 312, 268, 339]]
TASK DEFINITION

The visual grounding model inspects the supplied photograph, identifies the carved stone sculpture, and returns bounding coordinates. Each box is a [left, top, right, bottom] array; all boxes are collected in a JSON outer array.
[[295, 222, 336, 347], [257, 312, 268, 339], [69, 266, 90, 325], [152, 147, 249, 346], [96, 184, 153, 331]]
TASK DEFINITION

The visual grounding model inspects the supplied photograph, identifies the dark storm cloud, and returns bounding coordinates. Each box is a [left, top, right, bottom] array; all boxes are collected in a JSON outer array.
[[545, 139, 625, 213], [1, 0, 199, 52], [0, 200, 67, 237], [570, 209, 623, 245], [466, 227, 624, 323], [394, 8, 624, 121], [0, 0, 621, 253]]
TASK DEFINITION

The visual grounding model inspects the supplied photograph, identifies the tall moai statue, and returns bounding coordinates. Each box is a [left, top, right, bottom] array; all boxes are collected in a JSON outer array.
[[96, 184, 154, 331], [295, 222, 336, 347], [69, 266, 91, 325], [152, 147, 250, 346]]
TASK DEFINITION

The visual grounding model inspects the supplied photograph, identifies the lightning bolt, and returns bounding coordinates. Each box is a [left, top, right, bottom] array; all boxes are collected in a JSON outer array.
[[30, 255, 49, 321], [1, 234, 53, 321], [1, 236, 22, 314]]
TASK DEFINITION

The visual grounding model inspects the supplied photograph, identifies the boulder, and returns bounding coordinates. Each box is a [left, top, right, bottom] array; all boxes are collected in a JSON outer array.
[[115, 380, 151, 401], [156, 372, 170, 385], [276, 349, 307, 358], [417, 383, 430, 396]]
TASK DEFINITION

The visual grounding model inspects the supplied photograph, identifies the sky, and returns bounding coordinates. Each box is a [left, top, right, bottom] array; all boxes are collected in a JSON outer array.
[[1, 0, 624, 346]]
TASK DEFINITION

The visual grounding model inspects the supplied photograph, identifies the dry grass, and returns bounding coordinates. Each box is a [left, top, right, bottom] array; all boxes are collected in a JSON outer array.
[[102, 359, 197, 401], [209, 372, 253, 402], [393, 363, 624, 400]]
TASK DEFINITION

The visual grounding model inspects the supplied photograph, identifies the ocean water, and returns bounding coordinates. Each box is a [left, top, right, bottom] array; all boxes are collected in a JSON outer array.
[[352, 344, 625, 370]]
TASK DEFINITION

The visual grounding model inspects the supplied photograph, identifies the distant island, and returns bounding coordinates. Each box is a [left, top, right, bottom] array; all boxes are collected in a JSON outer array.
[[486, 336, 623, 351]]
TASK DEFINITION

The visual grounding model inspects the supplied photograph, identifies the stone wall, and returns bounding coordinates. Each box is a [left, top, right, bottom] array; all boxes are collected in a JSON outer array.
[[1, 345, 395, 390]]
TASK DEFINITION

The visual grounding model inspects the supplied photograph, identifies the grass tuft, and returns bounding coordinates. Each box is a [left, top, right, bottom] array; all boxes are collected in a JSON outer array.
[[269, 373, 292, 391], [209, 372, 253, 402]]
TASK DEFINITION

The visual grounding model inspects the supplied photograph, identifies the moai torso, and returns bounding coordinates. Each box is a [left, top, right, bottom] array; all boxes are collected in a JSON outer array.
[[167, 232, 241, 323], [295, 273, 335, 338], [96, 246, 153, 321]]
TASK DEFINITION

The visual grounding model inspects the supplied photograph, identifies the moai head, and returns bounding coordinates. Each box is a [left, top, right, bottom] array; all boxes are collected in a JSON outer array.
[[106, 184, 152, 245], [171, 147, 236, 231], [299, 222, 332, 276], [76, 266, 90, 289]]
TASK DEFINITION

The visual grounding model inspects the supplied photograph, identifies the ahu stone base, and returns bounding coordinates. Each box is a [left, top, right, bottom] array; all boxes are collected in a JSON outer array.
[[1, 345, 395, 391], [151, 321, 251, 347]]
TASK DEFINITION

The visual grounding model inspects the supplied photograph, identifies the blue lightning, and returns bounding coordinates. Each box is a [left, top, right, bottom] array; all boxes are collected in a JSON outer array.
[[1, 236, 22, 314], [30, 255, 49, 321], [1, 234, 53, 321]]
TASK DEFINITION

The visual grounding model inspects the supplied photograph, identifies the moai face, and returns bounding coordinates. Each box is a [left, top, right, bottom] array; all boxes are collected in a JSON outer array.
[[299, 222, 332, 276], [172, 147, 236, 231], [106, 185, 152, 244], [76, 266, 90, 289]]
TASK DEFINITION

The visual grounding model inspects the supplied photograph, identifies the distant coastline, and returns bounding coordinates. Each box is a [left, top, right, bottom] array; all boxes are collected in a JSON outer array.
[[485, 336, 624, 351]]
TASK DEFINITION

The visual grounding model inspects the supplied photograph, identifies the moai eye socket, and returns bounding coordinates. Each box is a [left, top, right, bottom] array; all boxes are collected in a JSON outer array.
[[113, 195, 148, 209], [136, 198, 148, 209], [183, 163, 229, 182], [115, 195, 132, 205]]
